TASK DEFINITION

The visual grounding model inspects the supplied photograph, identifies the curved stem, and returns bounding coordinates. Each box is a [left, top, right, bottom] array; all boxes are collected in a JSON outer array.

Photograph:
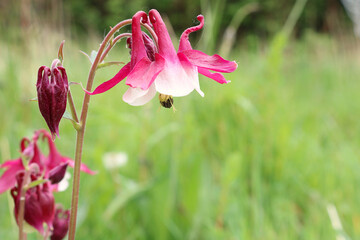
[[99, 33, 132, 63], [67, 18, 132, 240], [99, 21, 158, 62]]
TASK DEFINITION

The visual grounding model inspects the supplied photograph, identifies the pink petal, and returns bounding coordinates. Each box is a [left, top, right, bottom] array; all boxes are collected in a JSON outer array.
[[154, 53, 204, 97], [198, 67, 230, 84], [125, 54, 165, 90], [0, 159, 24, 194], [36, 129, 96, 175], [39, 130, 62, 170], [86, 63, 132, 95], [123, 83, 157, 106], [20, 138, 31, 151], [149, 9, 178, 61], [66, 158, 96, 175], [180, 49, 238, 73], [29, 142, 46, 172], [179, 15, 204, 52]]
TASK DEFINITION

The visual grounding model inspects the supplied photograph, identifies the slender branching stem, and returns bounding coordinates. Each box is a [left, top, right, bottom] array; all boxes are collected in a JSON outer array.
[[18, 169, 31, 240], [99, 33, 132, 63], [99, 22, 158, 63], [67, 90, 81, 130], [67, 90, 79, 123], [67, 18, 132, 240]]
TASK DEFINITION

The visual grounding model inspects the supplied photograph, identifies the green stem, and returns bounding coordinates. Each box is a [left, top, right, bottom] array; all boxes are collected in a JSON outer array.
[[67, 90, 81, 130], [67, 18, 132, 240]]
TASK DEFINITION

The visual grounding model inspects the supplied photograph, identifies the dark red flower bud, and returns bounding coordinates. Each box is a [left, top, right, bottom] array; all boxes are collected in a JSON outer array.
[[51, 207, 70, 240], [48, 162, 68, 184], [36, 64, 69, 140]]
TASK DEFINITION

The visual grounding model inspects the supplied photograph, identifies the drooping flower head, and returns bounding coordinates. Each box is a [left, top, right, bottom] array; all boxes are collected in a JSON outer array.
[[0, 130, 95, 194], [87, 11, 164, 106], [11, 169, 55, 234], [87, 10, 237, 107], [37, 62, 69, 140], [0, 130, 91, 237]]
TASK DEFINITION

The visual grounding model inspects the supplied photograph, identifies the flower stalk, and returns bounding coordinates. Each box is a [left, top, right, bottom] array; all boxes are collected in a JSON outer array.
[[67, 18, 134, 240], [18, 168, 31, 240], [67, 90, 81, 130]]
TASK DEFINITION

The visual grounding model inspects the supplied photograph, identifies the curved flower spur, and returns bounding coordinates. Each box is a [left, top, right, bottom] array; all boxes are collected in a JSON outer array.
[[87, 10, 238, 107]]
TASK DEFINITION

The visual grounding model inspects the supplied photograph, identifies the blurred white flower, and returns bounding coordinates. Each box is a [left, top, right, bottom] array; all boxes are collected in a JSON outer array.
[[57, 172, 71, 192], [103, 152, 128, 170]]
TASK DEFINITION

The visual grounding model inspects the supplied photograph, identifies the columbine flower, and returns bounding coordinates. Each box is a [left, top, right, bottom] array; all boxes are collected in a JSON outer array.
[[0, 130, 95, 194], [37, 62, 69, 140], [11, 171, 55, 234], [87, 11, 164, 106], [87, 10, 237, 107]]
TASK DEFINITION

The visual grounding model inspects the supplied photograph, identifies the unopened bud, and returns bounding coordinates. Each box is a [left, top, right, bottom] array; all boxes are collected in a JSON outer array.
[[36, 64, 69, 140], [48, 162, 68, 184], [51, 207, 70, 240]]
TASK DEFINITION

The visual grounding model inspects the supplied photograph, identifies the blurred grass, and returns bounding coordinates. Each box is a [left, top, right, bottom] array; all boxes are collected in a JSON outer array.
[[1, 30, 360, 240]]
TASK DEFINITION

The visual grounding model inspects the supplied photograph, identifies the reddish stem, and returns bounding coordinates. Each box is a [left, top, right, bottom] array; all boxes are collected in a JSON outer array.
[[18, 169, 31, 240], [67, 19, 133, 240]]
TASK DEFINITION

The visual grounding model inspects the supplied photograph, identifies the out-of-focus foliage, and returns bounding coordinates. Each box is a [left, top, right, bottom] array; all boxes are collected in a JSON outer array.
[[0, 0, 351, 43], [1, 29, 360, 240], [63, 0, 348, 36]]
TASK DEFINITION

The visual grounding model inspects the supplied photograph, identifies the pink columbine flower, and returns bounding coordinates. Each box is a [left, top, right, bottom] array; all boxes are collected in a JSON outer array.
[[37, 63, 69, 140], [0, 130, 95, 194], [87, 11, 164, 106], [87, 10, 237, 107]]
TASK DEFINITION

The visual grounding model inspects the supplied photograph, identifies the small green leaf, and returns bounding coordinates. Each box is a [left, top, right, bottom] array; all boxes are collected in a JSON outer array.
[[27, 179, 48, 189], [63, 111, 77, 123], [89, 50, 98, 64], [79, 50, 91, 63], [97, 61, 124, 69], [80, 50, 98, 64]]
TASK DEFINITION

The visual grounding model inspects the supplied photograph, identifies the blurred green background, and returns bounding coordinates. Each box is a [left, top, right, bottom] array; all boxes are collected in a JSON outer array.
[[1, 0, 360, 239]]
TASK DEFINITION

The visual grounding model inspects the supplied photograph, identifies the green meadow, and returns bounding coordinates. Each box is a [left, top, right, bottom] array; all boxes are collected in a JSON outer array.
[[1, 29, 360, 239]]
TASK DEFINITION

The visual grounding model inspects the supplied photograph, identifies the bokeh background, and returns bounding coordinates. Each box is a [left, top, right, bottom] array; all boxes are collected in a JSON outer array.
[[1, 0, 360, 239]]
